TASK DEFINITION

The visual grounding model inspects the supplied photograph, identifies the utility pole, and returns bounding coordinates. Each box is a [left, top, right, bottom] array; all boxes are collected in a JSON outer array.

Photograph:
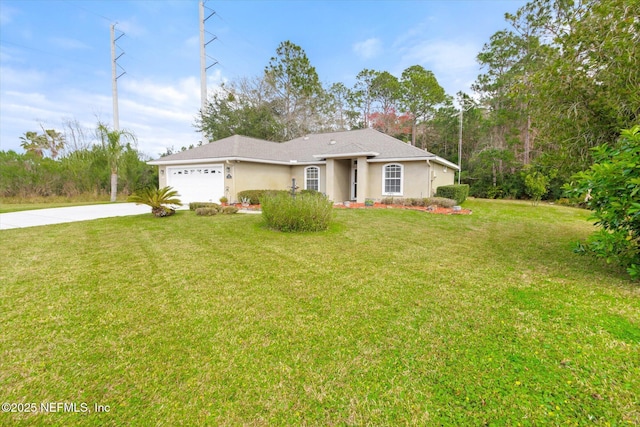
[[457, 95, 477, 185], [110, 24, 126, 131], [199, 1, 217, 144], [458, 105, 463, 185]]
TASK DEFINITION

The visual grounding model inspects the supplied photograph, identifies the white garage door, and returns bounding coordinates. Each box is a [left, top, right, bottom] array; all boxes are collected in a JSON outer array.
[[166, 164, 224, 204]]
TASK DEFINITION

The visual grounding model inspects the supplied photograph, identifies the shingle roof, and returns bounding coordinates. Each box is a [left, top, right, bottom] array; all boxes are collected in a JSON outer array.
[[149, 135, 289, 163], [149, 128, 458, 168]]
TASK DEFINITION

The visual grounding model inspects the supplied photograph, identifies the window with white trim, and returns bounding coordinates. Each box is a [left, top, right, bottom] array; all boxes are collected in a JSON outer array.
[[383, 163, 403, 195], [305, 166, 320, 191]]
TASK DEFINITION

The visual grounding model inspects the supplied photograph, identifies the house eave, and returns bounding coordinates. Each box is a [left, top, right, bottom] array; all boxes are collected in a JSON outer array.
[[148, 157, 326, 167], [367, 156, 434, 163], [313, 151, 380, 160], [431, 156, 460, 170]]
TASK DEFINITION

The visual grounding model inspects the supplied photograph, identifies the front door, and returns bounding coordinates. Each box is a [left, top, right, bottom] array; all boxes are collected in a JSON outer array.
[[351, 160, 357, 200]]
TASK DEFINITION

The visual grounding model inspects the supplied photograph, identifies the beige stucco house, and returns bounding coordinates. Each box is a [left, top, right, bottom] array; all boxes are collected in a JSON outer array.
[[148, 128, 458, 204]]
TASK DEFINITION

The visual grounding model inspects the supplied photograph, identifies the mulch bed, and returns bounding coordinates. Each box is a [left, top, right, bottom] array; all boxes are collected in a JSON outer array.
[[234, 203, 472, 215], [333, 202, 472, 215]]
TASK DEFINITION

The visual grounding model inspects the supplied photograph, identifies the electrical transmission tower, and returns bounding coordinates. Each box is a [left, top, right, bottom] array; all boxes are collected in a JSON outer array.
[[199, 1, 218, 144], [110, 24, 126, 131]]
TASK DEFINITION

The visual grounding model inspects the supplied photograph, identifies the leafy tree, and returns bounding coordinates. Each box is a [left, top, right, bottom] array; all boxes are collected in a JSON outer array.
[[531, 0, 639, 177], [371, 71, 400, 116], [566, 126, 640, 280], [96, 123, 137, 202], [351, 69, 380, 129], [399, 65, 446, 146], [198, 88, 284, 141], [523, 168, 549, 206], [128, 186, 183, 217], [264, 41, 324, 138], [467, 148, 523, 199], [368, 109, 412, 140], [326, 82, 359, 131]]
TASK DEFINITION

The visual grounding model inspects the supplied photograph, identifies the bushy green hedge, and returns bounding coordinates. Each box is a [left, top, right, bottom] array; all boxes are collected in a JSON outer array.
[[261, 192, 333, 232], [195, 205, 238, 216], [436, 184, 469, 204], [189, 202, 221, 211], [195, 207, 219, 216], [237, 190, 289, 205]]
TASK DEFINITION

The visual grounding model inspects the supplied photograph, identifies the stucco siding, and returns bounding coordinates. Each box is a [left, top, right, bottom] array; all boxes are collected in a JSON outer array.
[[226, 162, 291, 202], [158, 167, 167, 188], [291, 164, 326, 193], [333, 159, 351, 202], [368, 161, 430, 200], [431, 163, 456, 195]]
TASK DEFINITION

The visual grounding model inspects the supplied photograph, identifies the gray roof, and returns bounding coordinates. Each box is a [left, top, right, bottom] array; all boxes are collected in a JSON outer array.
[[149, 128, 458, 169]]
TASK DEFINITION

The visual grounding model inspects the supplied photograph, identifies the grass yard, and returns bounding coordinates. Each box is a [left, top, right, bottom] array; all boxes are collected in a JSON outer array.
[[0, 194, 129, 213], [1, 199, 638, 425]]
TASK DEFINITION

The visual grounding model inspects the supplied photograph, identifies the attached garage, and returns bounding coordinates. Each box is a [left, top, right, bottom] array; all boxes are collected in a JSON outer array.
[[166, 164, 224, 204]]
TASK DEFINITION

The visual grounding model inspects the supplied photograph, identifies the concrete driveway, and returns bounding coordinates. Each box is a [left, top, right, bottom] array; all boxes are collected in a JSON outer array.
[[0, 203, 151, 230]]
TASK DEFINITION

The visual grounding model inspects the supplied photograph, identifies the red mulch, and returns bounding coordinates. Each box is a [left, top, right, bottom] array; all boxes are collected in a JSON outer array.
[[333, 202, 472, 215], [235, 203, 472, 215]]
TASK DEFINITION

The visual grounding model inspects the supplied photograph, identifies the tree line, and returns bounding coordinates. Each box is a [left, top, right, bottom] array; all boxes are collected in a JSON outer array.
[[2, 0, 636, 203], [197, 0, 638, 201], [0, 120, 156, 200]]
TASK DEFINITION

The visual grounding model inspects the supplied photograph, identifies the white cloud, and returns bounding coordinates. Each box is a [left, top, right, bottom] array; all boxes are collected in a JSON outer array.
[[352, 38, 382, 59], [0, 71, 226, 157], [121, 77, 200, 109], [0, 66, 46, 88], [400, 40, 479, 73], [392, 39, 482, 96]]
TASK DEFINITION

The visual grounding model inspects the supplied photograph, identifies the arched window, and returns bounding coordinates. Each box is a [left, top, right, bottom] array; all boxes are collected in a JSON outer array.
[[383, 163, 403, 195], [305, 166, 320, 191]]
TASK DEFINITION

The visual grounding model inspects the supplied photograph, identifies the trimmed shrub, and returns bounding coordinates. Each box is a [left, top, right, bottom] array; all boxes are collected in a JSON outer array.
[[189, 202, 221, 211], [261, 192, 333, 232], [424, 197, 457, 208], [195, 207, 218, 216], [381, 197, 395, 205], [221, 206, 239, 214], [436, 184, 469, 204]]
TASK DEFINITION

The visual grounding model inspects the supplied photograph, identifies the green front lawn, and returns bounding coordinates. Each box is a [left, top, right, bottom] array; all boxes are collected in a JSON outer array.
[[0, 201, 113, 214], [1, 199, 638, 425]]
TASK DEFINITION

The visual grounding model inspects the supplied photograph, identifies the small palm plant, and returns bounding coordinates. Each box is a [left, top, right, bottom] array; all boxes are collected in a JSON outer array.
[[128, 186, 183, 217]]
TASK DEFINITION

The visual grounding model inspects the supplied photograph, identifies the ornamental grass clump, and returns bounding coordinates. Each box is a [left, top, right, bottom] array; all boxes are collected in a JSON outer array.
[[261, 192, 333, 232]]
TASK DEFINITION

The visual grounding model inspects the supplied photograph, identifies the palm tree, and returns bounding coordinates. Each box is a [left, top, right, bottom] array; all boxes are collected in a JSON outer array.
[[127, 186, 183, 217], [96, 123, 136, 202], [40, 127, 66, 159], [19, 131, 47, 158]]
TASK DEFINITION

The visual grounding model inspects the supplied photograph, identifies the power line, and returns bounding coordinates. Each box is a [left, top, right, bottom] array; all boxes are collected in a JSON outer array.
[[64, 0, 113, 23], [0, 40, 97, 69]]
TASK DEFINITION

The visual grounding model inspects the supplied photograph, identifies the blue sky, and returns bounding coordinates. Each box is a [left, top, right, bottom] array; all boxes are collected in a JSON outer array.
[[0, 0, 526, 158]]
